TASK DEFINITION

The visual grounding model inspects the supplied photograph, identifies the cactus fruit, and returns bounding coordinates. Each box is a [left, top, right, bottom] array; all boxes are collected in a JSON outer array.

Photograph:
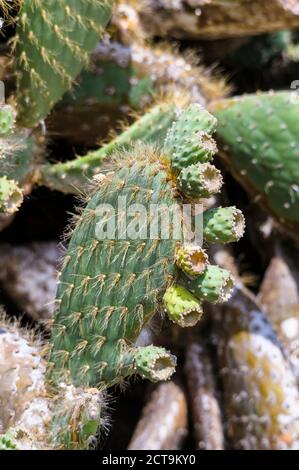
[[177, 163, 223, 199], [203, 207, 245, 244], [175, 245, 208, 277], [0, 176, 23, 214], [212, 283, 299, 450], [15, 0, 115, 128], [211, 91, 299, 242], [129, 1, 299, 40], [164, 104, 218, 172], [182, 265, 235, 304], [163, 285, 203, 328]]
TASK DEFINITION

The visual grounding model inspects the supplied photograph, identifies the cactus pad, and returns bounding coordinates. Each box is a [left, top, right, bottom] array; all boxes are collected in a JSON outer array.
[[15, 0, 114, 128], [49, 147, 181, 387], [212, 91, 299, 241]]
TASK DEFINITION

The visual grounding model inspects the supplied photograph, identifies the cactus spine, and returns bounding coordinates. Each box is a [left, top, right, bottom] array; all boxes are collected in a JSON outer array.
[[15, 0, 115, 128]]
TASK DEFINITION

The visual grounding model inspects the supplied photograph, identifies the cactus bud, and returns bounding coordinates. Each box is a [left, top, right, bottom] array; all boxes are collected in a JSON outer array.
[[134, 346, 176, 383], [203, 207, 245, 243], [177, 162, 223, 199], [163, 285, 203, 327], [175, 245, 208, 277], [183, 265, 234, 303]]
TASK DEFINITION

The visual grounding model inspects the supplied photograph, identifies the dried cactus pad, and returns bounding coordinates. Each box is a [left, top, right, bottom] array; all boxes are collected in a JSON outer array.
[[15, 0, 114, 128], [211, 92, 299, 241]]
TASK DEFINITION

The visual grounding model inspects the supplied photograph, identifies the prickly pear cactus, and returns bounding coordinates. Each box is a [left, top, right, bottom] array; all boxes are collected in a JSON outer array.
[[49, 147, 178, 387], [211, 92, 299, 242], [49, 105, 245, 389], [15, 0, 115, 128]]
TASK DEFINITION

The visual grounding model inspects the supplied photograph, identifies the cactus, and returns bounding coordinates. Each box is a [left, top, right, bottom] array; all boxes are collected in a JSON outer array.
[[182, 265, 235, 304], [15, 0, 115, 128], [49, 105, 244, 395], [0, 176, 23, 214], [164, 103, 218, 172], [177, 163, 223, 199], [175, 245, 208, 277], [163, 285, 203, 328], [203, 207, 245, 244], [211, 91, 299, 242]]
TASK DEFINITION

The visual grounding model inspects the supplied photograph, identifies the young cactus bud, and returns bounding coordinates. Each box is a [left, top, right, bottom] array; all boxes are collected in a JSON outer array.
[[0, 104, 15, 137], [163, 285, 203, 328], [134, 346, 176, 383], [183, 265, 234, 303], [177, 162, 223, 199], [0, 176, 23, 214], [203, 207, 245, 243], [164, 104, 217, 172], [175, 245, 208, 277]]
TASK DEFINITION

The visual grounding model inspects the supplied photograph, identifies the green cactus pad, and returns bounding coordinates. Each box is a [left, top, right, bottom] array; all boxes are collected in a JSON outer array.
[[203, 207, 245, 244], [211, 91, 299, 241], [134, 346, 176, 382], [40, 102, 179, 194], [177, 162, 223, 199], [0, 104, 15, 137], [16, 0, 114, 128], [182, 265, 234, 303], [175, 245, 208, 276], [163, 284, 203, 327], [49, 147, 181, 387], [0, 176, 23, 214], [164, 104, 217, 172]]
